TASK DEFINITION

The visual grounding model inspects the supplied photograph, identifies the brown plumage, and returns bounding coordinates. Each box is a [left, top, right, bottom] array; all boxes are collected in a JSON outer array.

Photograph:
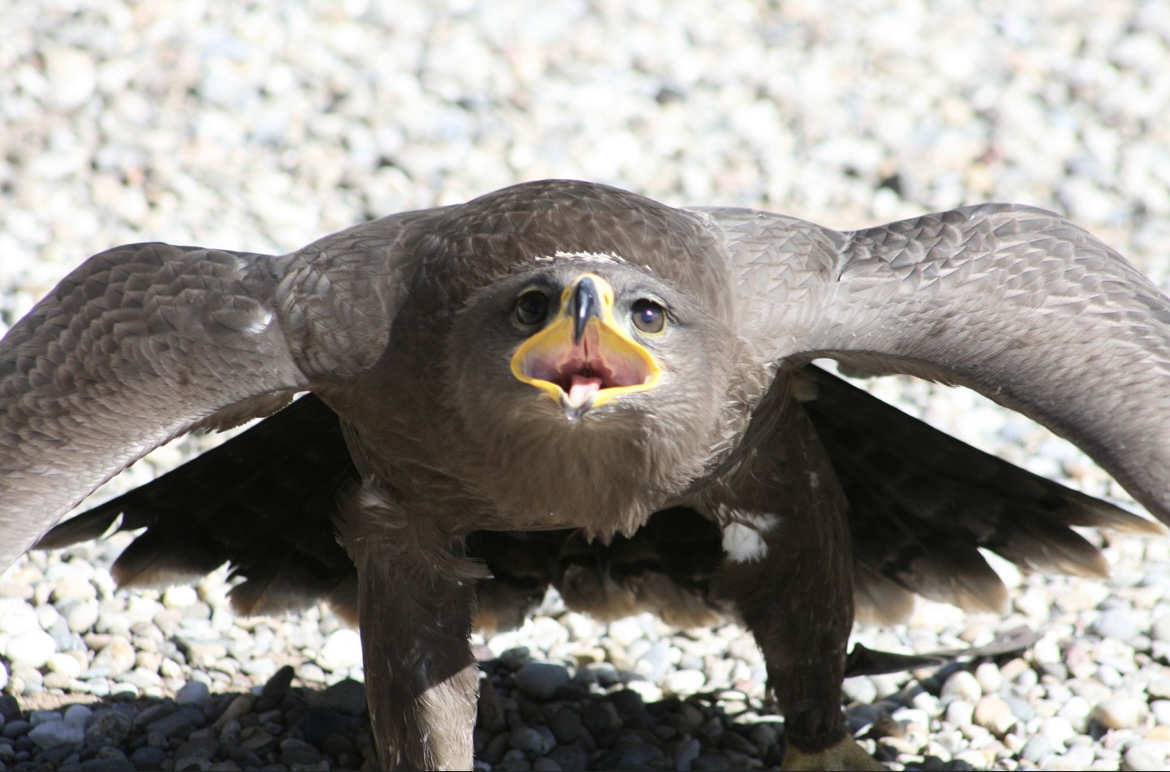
[[4, 179, 1170, 769]]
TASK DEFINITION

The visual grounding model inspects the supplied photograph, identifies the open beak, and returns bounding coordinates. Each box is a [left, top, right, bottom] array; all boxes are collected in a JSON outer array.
[[511, 274, 661, 420]]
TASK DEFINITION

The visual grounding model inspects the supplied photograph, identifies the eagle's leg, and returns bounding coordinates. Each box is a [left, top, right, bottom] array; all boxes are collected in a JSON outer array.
[[338, 487, 480, 770], [708, 391, 882, 770]]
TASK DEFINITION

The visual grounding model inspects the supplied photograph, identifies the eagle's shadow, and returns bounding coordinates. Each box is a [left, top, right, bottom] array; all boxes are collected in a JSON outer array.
[[10, 647, 1038, 772]]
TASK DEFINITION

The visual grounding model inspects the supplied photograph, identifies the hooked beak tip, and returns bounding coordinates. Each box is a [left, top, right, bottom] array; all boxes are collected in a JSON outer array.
[[572, 277, 600, 344]]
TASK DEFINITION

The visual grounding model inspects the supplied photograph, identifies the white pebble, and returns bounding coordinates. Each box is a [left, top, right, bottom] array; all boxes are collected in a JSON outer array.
[[975, 662, 1003, 694], [606, 617, 645, 648], [0, 599, 40, 636], [162, 585, 199, 609], [974, 695, 1018, 736], [1091, 697, 1147, 730], [941, 670, 982, 703], [176, 680, 211, 707], [662, 669, 706, 695], [62, 599, 100, 633], [5, 630, 57, 669], [45, 653, 83, 678], [43, 47, 97, 111], [318, 628, 364, 671]]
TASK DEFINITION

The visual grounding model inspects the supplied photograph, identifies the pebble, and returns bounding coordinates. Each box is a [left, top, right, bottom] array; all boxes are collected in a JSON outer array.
[[28, 718, 85, 749], [663, 669, 707, 695], [941, 670, 982, 704], [87, 709, 133, 747], [175, 680, 211, 708], [1091, 696, 1147, 730], [1125, 740, 1169, 771], [5, 630, 58, 669], [317, 628, 363, 672], [313, 678, 368, 716], [3, 1, 1170, 770], [91, 637, 137, 678], [974, 695, 1018, 736], [515, 661, 571, 700]]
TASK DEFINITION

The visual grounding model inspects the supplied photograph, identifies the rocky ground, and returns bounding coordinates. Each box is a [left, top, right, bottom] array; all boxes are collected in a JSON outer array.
[[4, 0, 1170, 769]]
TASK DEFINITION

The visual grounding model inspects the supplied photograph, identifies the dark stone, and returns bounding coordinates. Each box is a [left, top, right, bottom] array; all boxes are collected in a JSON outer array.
[[477, 686, 507, 733], [693, 752, 731, 771], [238, 727, 277, 753], [3, 720, 31, 739], [509, 726, 556, 755], [599, 734, 665, 768], [516, 697, 545, 727], [321, 732, 353, 758], [676, 702, 704, 734], [553, 683, 589, 701], [85, 710, 133, 749], [550, 706, 581, 744], [312, 679, 367, 717], [144, 710, 195, 740], [79, 759, 136, 772], [480, 732, 511, 764], [607, 689, 644, 717], [582, 702, 622, 735], [80, 753, 136, 772], [0, 696, 22, 722], [132, 702, 176, 729], [717, 730, 758, 756], [279, 740, 322, 767], [515, 662, 571, 700], [647, 697, 681, 716], [547, 744, 588, 772], [262, 666, 297, 704], [224, 745, 264, 768], [286, 707, 362, 748], [174, 735, 219, 761]]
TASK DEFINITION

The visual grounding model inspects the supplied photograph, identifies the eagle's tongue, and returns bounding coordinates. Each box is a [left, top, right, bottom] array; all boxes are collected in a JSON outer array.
[[567, 374, 603, 406]]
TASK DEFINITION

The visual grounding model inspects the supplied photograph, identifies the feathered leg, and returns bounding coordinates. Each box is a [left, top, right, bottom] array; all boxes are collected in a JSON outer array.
[[338, 483, 483, 770], [707, 379, 882, 770]]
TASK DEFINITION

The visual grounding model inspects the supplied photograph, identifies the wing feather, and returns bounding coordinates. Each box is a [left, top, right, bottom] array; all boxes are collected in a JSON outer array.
[[708, 204, 1170, 525], [0, 209, 428, 571]]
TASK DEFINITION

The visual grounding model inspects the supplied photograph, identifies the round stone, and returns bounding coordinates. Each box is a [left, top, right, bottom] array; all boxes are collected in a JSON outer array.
[[663, 669, 706, 695], [515, 661, 570, 700], [5, 630, 57, 669], [973, 695, 1017, 736], [176, 680, 211, 707], [1091, 697, 1147, 730], [318, 628, 363, 672]]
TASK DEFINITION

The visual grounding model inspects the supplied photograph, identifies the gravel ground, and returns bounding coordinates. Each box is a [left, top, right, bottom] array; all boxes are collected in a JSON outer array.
[[4, 1, 1170, 770]]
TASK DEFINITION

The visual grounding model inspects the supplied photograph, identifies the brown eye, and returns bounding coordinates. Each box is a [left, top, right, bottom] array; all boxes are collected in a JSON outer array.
[[631, 299, 667, 334], [514, 290, 549, 327]]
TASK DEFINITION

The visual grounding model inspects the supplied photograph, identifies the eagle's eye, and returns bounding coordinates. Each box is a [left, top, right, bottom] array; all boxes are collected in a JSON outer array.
[[631, 298, 667, 335], [514, 289, 550, 327]]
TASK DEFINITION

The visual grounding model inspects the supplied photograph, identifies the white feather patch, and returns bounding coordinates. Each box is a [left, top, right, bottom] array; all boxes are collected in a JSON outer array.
[[722, 522, 767, 563], [719, 510, 782, 563], [532, 250, 627, 264]]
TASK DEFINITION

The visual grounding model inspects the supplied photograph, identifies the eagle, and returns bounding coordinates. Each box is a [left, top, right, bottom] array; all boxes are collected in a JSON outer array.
[[2, 179, 1168, 769]]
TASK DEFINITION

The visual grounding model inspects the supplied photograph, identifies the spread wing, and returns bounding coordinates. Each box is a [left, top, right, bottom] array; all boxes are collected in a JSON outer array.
[[0, 211, 427, 571], [796, 365, 1159, 624], [38, 366, 1154, 632], [706, 204, 1170, 526]]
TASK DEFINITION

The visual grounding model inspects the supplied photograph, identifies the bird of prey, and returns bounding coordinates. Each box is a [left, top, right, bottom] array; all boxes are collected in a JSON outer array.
[[3, 179, 1170, 770]]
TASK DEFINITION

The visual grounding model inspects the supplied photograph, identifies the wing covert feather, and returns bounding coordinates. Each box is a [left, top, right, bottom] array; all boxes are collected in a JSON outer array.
[[0, 243, 310, 568], [0, 211, 427, 571], [707, 204, 1170, 524]]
